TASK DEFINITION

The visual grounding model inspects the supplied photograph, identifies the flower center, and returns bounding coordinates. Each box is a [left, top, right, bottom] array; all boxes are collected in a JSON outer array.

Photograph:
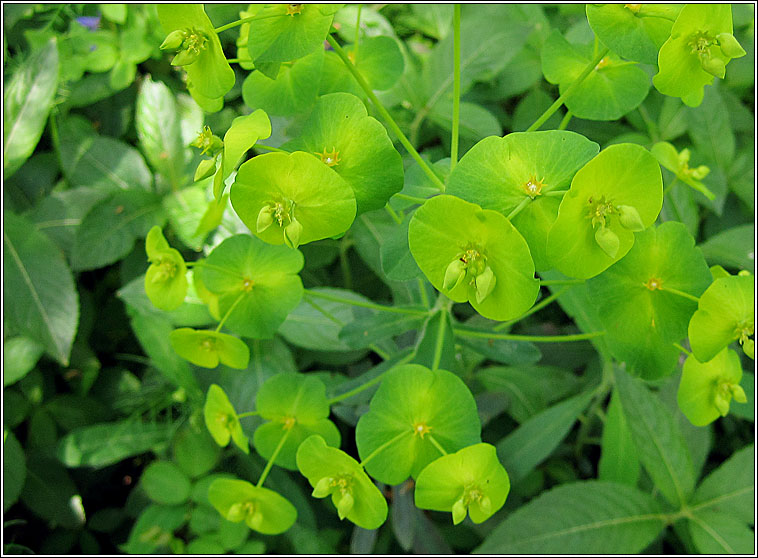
[[413, 421, 431, 439], [315, 147, 341, 167], [286, 4, 303, 16], [242, 278, 254, 292], [282, 416, 296, 430], [644, 277, 662, 291], [523, 175, 544, 199], [201, 338, 216, 351]]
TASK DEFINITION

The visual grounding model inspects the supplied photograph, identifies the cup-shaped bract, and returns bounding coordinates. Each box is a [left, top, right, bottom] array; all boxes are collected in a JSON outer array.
[[355, 364, 481, 486], [282, 93, 404, 215], [588, 222, 712, 380], [195, 234, 304, 338], [415, 443, 510, 525], [409, 195, 539, 321], [204, 384, 249, 454], [446, 131, 599, 270], [296, 435, 388, 529], [157, 5, 234, 101], [169, 328, 250, 370], [208, 478, 297, 535], [546, 143, 663, 279], [231, 151, 356, 249], [144, 226, 187, 311], [688, 274, 754, 362], [253, 373, 340, 470], [678, 348, 747, 426], [653, 5, 745, 107]]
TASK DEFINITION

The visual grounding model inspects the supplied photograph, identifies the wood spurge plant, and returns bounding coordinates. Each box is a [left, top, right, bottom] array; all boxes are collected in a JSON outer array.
[[3, 3, 754, 554]]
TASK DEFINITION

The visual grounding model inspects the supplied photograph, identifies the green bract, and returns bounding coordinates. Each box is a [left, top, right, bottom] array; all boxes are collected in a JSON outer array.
[[541, 31, 650, 121], [653, 4, 745, 107], [588, 222, 712, 379], [283, 92, 404, 215], [355, 364, 481, 486], [207, 478, 296, 535], [409, 195, 539, 321], [343, 36, 405, 91], [650, 142, 714, 200], [195, 234, 304, 338], [678, 348, 747, 426], [296, 435, 388, 529], [586, 4, 682, 65], [246, 4, 339, 64], [203, 384, 249, 454], [415, 443, 510, 525], [688, 274, 754, 362], [546, 143, 663, 279], [169, 328, 250, 370], [446, 131, 599, 270], [144, 226, 187, 311], [231, 152, 356, 249], [253, 373, 340, 470], [157, 5, 234, 104]]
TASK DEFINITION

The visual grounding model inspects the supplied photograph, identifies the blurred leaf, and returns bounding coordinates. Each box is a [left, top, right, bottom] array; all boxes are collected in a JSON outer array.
[[141, 461, 191, 505], [3, 430, 26, 512], [698, 224, 755, 273], [3, 336, 44, 386], [598, 389, 640, 487], [339, 311, 424, 349], [688, 511, 755, 555], [122, 504, 188, 554], [690, 444, 754, 525], [21, 453, 84, 529], [413, 307, 456, 372]]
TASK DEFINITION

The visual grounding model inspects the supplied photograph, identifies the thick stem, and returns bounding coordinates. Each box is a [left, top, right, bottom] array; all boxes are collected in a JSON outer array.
[[450, 4, 462, 171], [558, 111, 573, 130]]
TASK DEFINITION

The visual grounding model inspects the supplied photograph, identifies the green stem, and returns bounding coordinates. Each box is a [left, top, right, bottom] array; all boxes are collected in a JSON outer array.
[[558, 111, 573, 130], [304, 289, 429, 316], [214, 12, 284, 34], [431, 299, 452, 370], [237, 411, 259, 419], [215, 292, 246, 332], [507, 197, 532, 220], [539, 278, 586, 286], [384, 203, 403, 225], [417, 278, 431, 309], [673, 342, 692, 357], [454, 328, 606, 343], [525, 47, 609, 132], [354, 4, 362, 62], [359, 430, 410, 468], [450, 4, 462, 171], [256, 428, 292, 488], [494, 286, 571, 331], [328, 369, 390, 405], [393, 193, 430, 205], [254, 143, 288, 153], [427, 434, 448, 456], [637, 105, 659, 143], [225, 58, 241, 64], [662, 176, 679, 197], [659, 286, 700, 303], [326, 34, 447, 192]]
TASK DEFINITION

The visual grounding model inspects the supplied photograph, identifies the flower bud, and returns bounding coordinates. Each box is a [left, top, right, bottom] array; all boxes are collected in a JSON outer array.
[[617, 205, 645, 232], [741, 338, 753, 359], [714, 391, 730, 416], [226, 502, 247, 522], [716, 33, 746, 59], [595, 225, 619, 258], [172, 48, 201, 67], [443, 258, 466, 291], [312, 477, 332, 498], [336, 491, 354, 520], [690, 165, 710, 180], [194, 156, 218, 182], [700, 55, 726, 79], [160, 29, 187, 51], [731, 384, 747, 404], [475, 265, 496, 304], [257, 206, 274, 233], [452, 497, 467, 525], [284, 218, 303, 249]]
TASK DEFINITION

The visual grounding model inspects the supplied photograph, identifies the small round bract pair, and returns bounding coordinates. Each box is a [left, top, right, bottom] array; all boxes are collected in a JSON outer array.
[[208, 478, 296, 535], [144, 226, 187, 311], [170, 328, 249, 370], [297, 435, 388, 530], [650, 142, 714, 200], [203, 384, 249, 454], [415, 443, 510, 525]]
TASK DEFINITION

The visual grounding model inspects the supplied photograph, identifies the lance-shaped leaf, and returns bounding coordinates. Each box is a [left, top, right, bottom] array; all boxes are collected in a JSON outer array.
[[253, 374, 340, 470], [203, 384, 249, 454], [688, 274, 754, 362], [231, 151, 356, 248], [446, 131, 599, 270], [588, 222, 712, 379], [415, 443, 509, 525], [409, 195, 539, 321], [355, 364, 481, 486], [653, 5, 744, 107], [208, 478, 297, 535], [144, 226, 188, 311], [541, 30, 650, 121], [547, 143, 663, 279], [170, 328, 250, 370], [297, 435, 388, 529], [195, 234, 304, 338], [157, 5, 234, 101], [283, 92, 404, 215], [678, 348, 747, 426], [586, 4, 682, 65]]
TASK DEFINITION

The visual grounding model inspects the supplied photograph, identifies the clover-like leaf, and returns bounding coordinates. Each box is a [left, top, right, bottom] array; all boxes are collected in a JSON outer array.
[[144, 226, 187, 311], [297, 435, 388, 529], [546, 143, 663, 279], [195, 234, 304, 338], [203, 384, 249, 454], [588, 222, 712, 380], [650, 142, 714, 200], [678, 348, 747, 426], [208, 478, 296, 535], [446, 131, 599, 270], [282, 92, 404, 215], [541, 30, 650, 121], [586, 4, 682, 65], [157, 5, 234, 101], [231, 151, 356, 248], [653, 4, 744, 107], [688, 274, 754, 362], [409, 195, 539, 321], [415, 443, 510, 525], [170, 328, 250, 370], [355, 364, 481, 486], [253, 373, 340, 470]]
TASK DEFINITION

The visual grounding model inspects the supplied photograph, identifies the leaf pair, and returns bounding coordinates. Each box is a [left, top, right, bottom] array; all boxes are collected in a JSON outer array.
[[208, 478, 296, 535]]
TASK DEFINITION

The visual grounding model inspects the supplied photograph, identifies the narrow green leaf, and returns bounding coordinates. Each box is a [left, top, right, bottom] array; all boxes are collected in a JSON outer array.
[[598, 389, 640, 486], [413, 308, 456, 371], [3, 430, 26, 512]]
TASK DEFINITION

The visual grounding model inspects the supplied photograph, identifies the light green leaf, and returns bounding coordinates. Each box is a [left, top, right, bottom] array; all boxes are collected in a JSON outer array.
[[141, 461, 192, 505], [690, 443, 754, 524], [688, 511, 755, 555], [170, 328, 250, 370], [204, 384, 249, 454], [3, 336, 45, 386], [208, 478, 297, 535], [217, 110, 272, 198], [345, 36, 404, 91]]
